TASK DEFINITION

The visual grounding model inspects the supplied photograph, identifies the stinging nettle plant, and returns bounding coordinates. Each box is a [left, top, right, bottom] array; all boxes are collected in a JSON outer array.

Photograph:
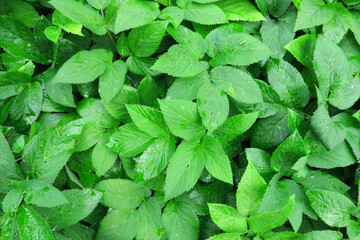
[[0, 0, 360, 239]]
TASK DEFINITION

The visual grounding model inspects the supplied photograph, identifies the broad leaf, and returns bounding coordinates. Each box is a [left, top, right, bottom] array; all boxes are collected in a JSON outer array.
[[136, 198, 162, 240], [208, 204, 247, 233], [184, 3, 227, 25], [216, 0, 265, 21], [285, 34, 317, 68]]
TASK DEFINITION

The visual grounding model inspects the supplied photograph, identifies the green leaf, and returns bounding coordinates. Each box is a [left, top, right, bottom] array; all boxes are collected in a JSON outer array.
[[75, 123, 105, 152], [184, 3, 227, 25], [0, 16, 50, 64], [162, 200, 199, 240], [248, 195, 295, 233], [215, 0, 265, 21], [270, 131, 306, 174], [49, 0, 106, 35], [159, 99, 206, 142], [134, 137, 175, 182], [310, 102, 346, 150], [10, 82, 42, 131], [114, 0, 160, 33], [128, 21, 168, 57], [208, 233, 248, 240], [126, 55, 162, 76], [323, 3, 351, 43], [0, 0, 41, 28], [136, 198, 162, 240], [211, 66, 263, 104], [267, 59, 310, 108], [208, 32, 272, 67], [0, 131, 24, 193], [37, 189, 102, 228], [77, 98, 117, 128], [212, 113, 258, 142], [152, 45, 209, 77], [44, 26, 61, 43], [299, 231, 342, 240], [200, 135, 233, 184], [96, 210, 139, 240], [52, 49, 112, 84], [164, 140, 205, 200], [251, 108, 290, 149], [159, 6, 184, 27], [350, 11, 360, 45], [260, 17, 294, 58], [236, 161, 267, 216], [197, 82, 229, 133], [92, 138, 118, 177], [138, 75, 159, 105], [126, 104, 169, 138], [52, 10, 83, 36], [21, 125, 82, 184], [245, 148, 274, 181], [1, 210, 18, 240], [22, 180, 67, 208], [285, 34, 317, 68], [99, 60, 127, 103], [95, 179, 150, 210], [347, 221, 360, 240], [2, 188, 23, 213], [106, 123, 155, 157], [306, 189, 356, 227], [0, 71, 28, 100], [208, 204, 247, 233], [44, 67, 75, 108], [87, 0, 110, 9], [17, 204, 55, 240], [294, 0, 335, 31]]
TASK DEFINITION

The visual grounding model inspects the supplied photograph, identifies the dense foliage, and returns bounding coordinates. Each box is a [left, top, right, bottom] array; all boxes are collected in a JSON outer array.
[[0, 0, 360, 239]]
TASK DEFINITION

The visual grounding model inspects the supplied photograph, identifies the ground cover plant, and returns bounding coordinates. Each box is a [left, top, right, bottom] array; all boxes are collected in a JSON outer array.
[[0, 0, 360, 239]]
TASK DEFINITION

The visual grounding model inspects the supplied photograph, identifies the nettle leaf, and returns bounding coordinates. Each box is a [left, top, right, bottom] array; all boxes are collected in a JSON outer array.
[[128, 21, 168, 57], [215, 0, 265, 22], [0, 131, 24, 193], [294, 0, 335, 31], [126, 55, 162, 76], [207, 30, 272, 67], [208, 204, 247, 233], [183, 3, 228, 25], [306, 189, 356, 227], [21, 124, 82, 184], [159, 6, 184, 27], [159, 99, 206, 142], [106, 123, 155, 157], [53, 49, 112, 84], [267, 58, 310, 108], [126, 104, 170, 138], [17, 204, 55, 240], [211, 66, 263, 104], [92, 133, 118, 176], [95, 179, 151, 210], [97, 209, 139, 240], [49, 0, 107, 35], [323, 2, 351, 43], [138, 75, 159, 105], [236, 161, 267, 216], [152, 45, 209, 77], [162, 199, 199, 240], [136, 198, 162, 240], [114, 0, 160, 33], [260, 17, 295, 58], [0, 16, 51, 64], [99, 60, 127, 103], [285, 34, 317, 68], [197, 82, 229, 133]]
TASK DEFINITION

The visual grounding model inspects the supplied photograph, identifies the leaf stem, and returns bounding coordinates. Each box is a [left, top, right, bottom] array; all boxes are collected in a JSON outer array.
[[100, 9, 121, 57]]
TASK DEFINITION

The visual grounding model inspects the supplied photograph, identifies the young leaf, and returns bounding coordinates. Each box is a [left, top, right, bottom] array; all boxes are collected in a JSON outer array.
[[285, 34, 317, 68], [151, 45, 209, 78], [159, 99, 206, 142], [106, 123, 155, 157], [236, 161, 267, 216], [215, 0, 265, 21], [208, 204, 247, 233], [0, 131, 24, 193], [95, 179, 151, 210], [114, 0, 160, 33], [294, 0, 335, 31], [164, 140, 205, 200], [197, 82, 229, 133], [211, 66, 263, 104], [162, 200, 199, 240], [128, 21, 168, 57], [126, 104, 170, 138], [52, 49, 112, 84], [49, 0, 107, 35], [134, 137, 175, 182], [212, 113, 258, 142], [96, 210, 139, 240], [17, 204, 55, 240], [306, 189, 356, 227], [99, 60, 127, 103]]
